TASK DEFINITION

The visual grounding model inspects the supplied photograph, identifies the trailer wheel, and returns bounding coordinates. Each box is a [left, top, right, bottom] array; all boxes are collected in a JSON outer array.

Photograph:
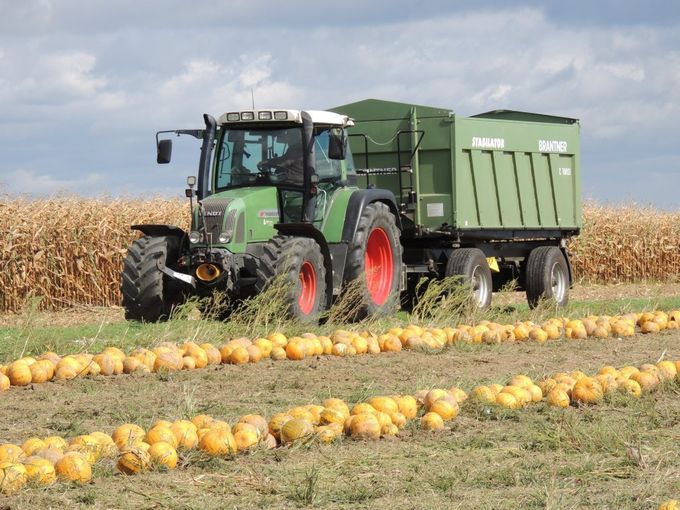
[[525, 246, 569, 309], [255, 235, 326, 322], [345, 202, 402, 319], [445, 248, 492, 309], [121, 235, 183, 322]]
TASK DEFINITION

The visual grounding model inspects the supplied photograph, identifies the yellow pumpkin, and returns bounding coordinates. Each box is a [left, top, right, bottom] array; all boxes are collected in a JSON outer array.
[[656, 361, 678, 381], [21, 437, 46, 456], [495, 392, 519, 409], [280, 418, 314, 443], [0, 443, 25, 463], [620, 379, 642, 398], [191, 414, 215, 430], [153, 349, 183, 372], [571, 378, 603, 404], [631, 371, 658, 391], [421, 412, 445, 431], [323, 398, 351, 417], [0, 373, 9, 391], [393, 395, 418, 419], [170, 421, 199, 450], [89, 432, 118, 459], [112, 423, 146, 449], [234, 425, 260, 451], [0, 461, 28, 494], [268, 413, 293, 440], [429, 399, 460, 421], [55, 452, 91, 483], [117, 447, 151, 475], [43, 436, 67, 451], [367, 396, 399, 415], [471, 385, 496, 404], [23, 456, 56, 486], [546, 389, 570, 408], [7, 361, 32, 386], [658, 500, 679, 510], [148, 442, 178, 469], [199, 430, 237, 456], [145, 426, 179, 448]]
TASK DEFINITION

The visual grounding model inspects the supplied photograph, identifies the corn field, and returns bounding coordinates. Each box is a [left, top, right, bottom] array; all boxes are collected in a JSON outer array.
[[1, 197, 679, 313]]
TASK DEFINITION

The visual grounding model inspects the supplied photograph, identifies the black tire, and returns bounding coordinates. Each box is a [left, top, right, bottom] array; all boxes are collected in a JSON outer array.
[[121, 236, 183, 322], [525, 246, 570, 309], [445, 248, 492, 309], [344, 202, 403, 319], [255, 235, 326, 321]]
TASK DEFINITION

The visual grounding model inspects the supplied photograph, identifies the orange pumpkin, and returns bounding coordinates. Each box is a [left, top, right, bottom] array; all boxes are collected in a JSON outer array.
[[7, 361, 32, 386], [348, 413, 381, 440], [199, 430, 237, 456], [55, 452, 91, 483], [421, 412, 445, 430], [571, 378, 603, 404]]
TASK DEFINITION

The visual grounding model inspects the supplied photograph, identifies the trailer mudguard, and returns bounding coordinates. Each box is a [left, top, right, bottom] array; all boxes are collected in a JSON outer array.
[[274, 223, 334, 310], [340, 189, 401, 244]]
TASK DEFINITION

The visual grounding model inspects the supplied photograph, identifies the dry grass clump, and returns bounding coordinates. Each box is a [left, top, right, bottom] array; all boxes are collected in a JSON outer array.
[[1, 197, 679, 312], [569, 202, 680, 284]]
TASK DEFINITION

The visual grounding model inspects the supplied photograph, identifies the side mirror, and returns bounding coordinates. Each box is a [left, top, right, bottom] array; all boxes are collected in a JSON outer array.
[[157, 139, 173, 164], [328, 129, 347, 160]]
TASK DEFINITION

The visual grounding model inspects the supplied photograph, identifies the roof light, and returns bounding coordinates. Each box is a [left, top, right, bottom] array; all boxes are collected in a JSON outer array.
[[225, 112, 240, 122], [258, 111, 273, 120], [240, 111, 254, 121], [273, 111, 288, 120]]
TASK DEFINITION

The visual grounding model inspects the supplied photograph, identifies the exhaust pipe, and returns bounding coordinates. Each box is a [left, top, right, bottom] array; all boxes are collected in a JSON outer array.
[[195, 263, 221, 282]]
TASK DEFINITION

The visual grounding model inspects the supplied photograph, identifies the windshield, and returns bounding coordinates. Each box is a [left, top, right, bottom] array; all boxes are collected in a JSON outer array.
[[215, 127, 304, 190]]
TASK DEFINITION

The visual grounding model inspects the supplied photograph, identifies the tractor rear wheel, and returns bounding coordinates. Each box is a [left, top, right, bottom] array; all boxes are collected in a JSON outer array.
[[445, 248, 492, 309], [121, 235, 183, 322], [255, 236, 326, 322], [525, 246, 569, 308], [344, 202, 402, 319]]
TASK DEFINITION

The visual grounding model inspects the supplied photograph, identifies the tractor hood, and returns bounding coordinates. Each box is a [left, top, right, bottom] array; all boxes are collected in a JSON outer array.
[[191, 187, 279, 252]]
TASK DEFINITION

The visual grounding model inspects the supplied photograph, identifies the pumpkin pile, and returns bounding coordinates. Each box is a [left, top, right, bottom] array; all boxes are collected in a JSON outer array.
[[0, 310, 678, 394], [2, 355, 679, 494]]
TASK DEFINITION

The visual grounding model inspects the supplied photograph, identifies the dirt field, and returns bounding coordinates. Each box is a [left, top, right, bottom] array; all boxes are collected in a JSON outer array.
[[1, 284, 680, 509]]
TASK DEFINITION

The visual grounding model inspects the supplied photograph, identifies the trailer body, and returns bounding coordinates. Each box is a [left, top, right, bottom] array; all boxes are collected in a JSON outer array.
[[332, 99, 581, 240]]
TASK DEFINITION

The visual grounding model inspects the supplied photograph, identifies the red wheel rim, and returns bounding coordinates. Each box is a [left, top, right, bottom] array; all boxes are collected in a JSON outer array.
[[364, 227, 393, 305], [298, 261, 317, 315]]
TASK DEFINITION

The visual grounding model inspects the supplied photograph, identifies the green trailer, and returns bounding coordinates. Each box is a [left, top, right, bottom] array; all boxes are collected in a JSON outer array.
[[333, 99, 581, 308], [121, 98, 581, 323]]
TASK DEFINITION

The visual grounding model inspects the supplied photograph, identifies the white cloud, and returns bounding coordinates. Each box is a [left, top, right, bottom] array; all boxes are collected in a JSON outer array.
[[6, 168, 105, 195], [0, 3, 678, 206]]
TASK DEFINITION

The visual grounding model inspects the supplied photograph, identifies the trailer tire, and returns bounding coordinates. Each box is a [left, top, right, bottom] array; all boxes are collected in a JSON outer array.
[[121, 236, 183, 322], [445, 248, 492, 309], [525, 246, 569, 309], [255, 235, 326, 322], [344, 202, 402, 319]]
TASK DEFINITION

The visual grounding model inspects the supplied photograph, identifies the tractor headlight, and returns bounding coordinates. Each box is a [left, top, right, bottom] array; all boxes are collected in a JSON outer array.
[[218, 231, 232, 244], [189, 231, 202, 244]]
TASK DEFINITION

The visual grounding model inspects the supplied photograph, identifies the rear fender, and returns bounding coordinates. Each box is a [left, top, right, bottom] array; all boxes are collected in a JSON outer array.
[[274, 223, 333, 310], [341, 189, 401, 244]]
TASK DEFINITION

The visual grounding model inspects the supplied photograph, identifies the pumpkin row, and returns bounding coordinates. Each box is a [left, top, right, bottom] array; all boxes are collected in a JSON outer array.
[[1, 356, 679, 495], [1, 310, 678, 392]]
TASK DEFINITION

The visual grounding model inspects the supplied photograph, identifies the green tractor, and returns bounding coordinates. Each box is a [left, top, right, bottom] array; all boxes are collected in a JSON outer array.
[[121, 108, 403, 322], [122, 99, 581, 322]]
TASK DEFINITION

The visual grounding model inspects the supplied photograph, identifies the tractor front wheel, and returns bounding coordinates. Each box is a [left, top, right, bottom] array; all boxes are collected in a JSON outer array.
[[255, 236, 326, 322], [121, 235, 184, 322]]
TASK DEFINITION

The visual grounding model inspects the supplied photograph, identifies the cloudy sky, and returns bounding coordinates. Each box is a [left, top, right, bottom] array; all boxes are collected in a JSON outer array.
[[1, 0, 679, 208]]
